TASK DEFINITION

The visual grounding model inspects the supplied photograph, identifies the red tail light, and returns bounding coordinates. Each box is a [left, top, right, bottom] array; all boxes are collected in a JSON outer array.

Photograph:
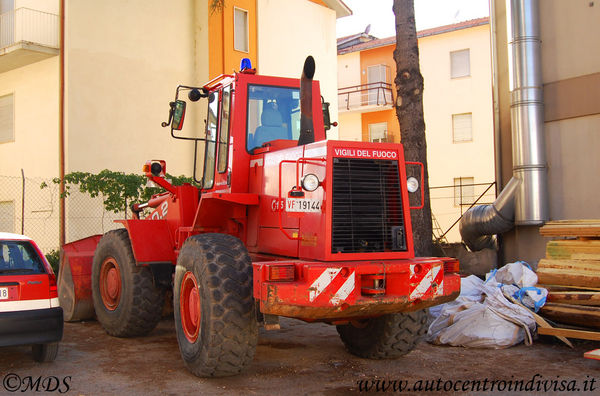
[[49, 273, 58, 298], [267, 265, 295, 282], [443, 259, 460, 274]]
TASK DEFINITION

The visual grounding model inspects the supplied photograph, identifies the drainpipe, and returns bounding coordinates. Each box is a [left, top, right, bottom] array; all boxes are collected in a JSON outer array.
[[460, 0, 548, 250], [489, 0, 503, 195], [59, 0, 65, 247]]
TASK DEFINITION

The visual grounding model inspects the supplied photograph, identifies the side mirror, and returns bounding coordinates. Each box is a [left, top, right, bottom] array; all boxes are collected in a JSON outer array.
[[321, 99, 338, 131], [172, 100, 186, 131]]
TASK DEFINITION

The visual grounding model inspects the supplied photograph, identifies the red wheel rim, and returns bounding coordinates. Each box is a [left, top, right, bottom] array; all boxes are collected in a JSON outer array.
[[180, 271, 201, 343], [99, 257, 121, 311]]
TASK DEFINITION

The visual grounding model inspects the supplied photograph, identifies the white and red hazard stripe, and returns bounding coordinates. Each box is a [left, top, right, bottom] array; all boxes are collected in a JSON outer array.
[[409, 263, 444, 300], [308, 268, 356, 306]]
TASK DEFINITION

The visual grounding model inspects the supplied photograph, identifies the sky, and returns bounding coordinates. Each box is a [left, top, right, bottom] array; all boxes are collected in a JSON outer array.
[[336, 0, 490, 39]]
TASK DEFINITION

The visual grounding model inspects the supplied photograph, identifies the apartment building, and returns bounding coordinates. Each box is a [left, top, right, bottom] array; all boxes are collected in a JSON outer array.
[[336, 18, 494, 242]]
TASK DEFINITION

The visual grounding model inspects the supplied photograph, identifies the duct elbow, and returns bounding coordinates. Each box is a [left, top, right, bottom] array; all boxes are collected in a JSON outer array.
[[459, 177, 520, 252]]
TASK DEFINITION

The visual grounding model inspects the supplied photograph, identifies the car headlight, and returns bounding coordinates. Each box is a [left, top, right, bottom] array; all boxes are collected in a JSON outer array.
[[407, 176, 419, 193], [301, 174, 320, 192]]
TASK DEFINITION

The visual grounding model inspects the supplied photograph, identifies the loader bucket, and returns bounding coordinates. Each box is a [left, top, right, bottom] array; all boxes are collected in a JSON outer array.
[[58, 235, 102, 322]]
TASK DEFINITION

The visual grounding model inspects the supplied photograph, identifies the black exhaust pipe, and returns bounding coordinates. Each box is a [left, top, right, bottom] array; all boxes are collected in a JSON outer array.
[[298, 56, 315, 146]]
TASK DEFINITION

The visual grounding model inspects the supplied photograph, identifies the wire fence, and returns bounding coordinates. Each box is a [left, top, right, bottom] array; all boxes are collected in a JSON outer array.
[[0, 172, 496, 252], [429, 181, 496, 243], [0, 173, 123, 254]]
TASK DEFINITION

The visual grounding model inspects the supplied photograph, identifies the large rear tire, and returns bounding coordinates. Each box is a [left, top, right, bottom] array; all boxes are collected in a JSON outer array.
[[92, 229, 165, 337], [174, 233, 257, 377], [336, 310, 427, 359]]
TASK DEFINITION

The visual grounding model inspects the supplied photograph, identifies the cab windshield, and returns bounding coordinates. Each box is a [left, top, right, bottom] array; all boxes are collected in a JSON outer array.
[[0, 241, 46, 274], [246, 85, 301, 152]]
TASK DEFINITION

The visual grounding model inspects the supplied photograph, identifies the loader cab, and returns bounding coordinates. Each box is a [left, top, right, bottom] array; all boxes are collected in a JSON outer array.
[[163, 65, 328, 195]]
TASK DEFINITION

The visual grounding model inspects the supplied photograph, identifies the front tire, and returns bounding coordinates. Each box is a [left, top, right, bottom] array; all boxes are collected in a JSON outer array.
[[174, 233, 257, 377], [32, 343, 59, 362], [92, 229, 165, 337], [336, 310, 427, 359]]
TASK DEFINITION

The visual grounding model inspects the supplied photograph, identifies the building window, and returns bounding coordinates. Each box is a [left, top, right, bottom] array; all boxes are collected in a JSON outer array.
[[0, 93, 14, 143], [0, 201, 15, 233], [366, 64, 391, 105], [450, 49, 470, 78], [369, 122, 387, 143], [234, 7, 249, 53], [454, 177, 475, 206], [452, 112, 472, 143]]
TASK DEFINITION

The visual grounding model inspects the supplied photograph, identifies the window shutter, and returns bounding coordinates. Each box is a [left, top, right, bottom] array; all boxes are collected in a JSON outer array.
[[450, 49, 470, 78], [0, 94, 14, 143], [234, 8, 249, 52], [452, 113, 472, 142]]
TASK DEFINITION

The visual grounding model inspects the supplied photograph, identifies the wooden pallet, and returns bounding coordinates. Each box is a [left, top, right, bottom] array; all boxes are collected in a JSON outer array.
[[540, 220, 600, 238], [539, 303, 600, 329]]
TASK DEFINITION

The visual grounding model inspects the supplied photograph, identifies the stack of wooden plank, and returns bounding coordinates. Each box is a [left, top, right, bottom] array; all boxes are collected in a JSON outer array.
[[536, 220, 600, 331]]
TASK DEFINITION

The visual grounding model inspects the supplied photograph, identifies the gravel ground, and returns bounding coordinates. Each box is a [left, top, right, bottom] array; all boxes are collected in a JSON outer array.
[[0, 317, 598, 395]]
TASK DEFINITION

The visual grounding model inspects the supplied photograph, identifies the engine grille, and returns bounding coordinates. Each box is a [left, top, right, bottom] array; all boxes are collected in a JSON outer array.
[[331, 158, 406, 253]]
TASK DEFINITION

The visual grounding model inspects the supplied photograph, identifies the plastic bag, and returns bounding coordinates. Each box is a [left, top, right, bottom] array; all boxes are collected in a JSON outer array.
[[427, 273, 536, 348], [494, 261, 538, 288]]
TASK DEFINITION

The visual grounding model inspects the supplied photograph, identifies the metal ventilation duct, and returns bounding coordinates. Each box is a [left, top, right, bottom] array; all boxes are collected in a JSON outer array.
[[460, 0, 548, 250], [507, 0, 548, 225]]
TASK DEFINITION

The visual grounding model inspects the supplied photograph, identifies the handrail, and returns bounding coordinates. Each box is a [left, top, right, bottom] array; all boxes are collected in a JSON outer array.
[[337, 82, 393, 110], [0, 7, 59, 49], [277, 157, 326, 240]]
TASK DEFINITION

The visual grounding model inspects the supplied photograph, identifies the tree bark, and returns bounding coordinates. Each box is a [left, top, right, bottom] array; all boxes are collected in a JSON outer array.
[[392, 0, 433, 257]]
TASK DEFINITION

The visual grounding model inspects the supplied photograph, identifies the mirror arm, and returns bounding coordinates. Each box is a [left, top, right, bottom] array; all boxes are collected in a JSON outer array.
[[161, 101, 176, 128]]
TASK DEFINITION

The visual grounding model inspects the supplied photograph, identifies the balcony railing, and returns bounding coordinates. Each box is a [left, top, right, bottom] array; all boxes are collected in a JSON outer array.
[[0, 8, 59, 50], [338, 82, 393, 111]]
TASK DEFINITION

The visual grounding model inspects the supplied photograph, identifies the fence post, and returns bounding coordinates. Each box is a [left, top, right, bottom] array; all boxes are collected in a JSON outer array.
[[21, 168, 25, 234]]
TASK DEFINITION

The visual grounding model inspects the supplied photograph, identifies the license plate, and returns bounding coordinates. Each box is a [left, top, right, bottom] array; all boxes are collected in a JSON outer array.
[[0, 287, 8, 300], [286, 198, 321, 213]]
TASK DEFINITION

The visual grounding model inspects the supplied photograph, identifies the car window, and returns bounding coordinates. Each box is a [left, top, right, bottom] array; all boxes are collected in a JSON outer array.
[[0, 241, 46, 274]]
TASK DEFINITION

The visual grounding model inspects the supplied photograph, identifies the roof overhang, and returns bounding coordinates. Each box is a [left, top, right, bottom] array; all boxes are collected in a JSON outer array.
[[322, 0, 352, 18]]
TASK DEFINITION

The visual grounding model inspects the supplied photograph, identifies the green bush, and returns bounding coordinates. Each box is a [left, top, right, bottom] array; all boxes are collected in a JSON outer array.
[[45, 249, 60, 274]]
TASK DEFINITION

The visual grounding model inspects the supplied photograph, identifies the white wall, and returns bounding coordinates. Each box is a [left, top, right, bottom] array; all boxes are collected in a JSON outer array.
[[65, 0, 204, 176], [419, 24, 495, 242], [257, 0, 339, 139], [0, 57, 59, 177], [337, 112, 361, 141]]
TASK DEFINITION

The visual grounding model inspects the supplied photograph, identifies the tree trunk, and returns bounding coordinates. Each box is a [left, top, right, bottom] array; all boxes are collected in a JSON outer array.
[[392, 0, 433, 257]]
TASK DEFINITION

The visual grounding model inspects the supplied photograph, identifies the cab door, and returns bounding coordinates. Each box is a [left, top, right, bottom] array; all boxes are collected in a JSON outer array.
[[201, 89, 221, 191], [213, 85, 232, 191]]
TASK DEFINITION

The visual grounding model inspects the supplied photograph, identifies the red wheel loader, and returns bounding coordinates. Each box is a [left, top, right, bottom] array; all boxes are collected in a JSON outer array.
[[58, 57, 460, 377]]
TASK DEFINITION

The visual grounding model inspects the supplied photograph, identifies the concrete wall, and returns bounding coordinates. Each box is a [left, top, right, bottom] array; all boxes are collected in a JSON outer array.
[[0, 57, 58, 177], [337, 112, 361, 141], [420, 24, 495, 242], [257, 0, 339, 139], [493, 0, 600, 264], [65, 0, 205, 176], [0, 57, 59, 248]]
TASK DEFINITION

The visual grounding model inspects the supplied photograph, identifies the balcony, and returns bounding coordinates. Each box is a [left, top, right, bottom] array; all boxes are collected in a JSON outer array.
[[338, 82, 393, 113], [0, 8, 59, 73]]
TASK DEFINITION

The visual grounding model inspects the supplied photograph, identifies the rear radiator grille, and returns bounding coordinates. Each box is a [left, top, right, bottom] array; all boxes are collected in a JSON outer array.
[[331, 158, 406, 253]]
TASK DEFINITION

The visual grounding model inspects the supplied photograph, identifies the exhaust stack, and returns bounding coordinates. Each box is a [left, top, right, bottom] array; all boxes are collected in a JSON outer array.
[[298, 56, 315, 146]]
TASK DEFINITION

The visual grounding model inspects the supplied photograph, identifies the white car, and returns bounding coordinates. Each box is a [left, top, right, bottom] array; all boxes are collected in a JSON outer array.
[[0, 233, 63, 362]]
